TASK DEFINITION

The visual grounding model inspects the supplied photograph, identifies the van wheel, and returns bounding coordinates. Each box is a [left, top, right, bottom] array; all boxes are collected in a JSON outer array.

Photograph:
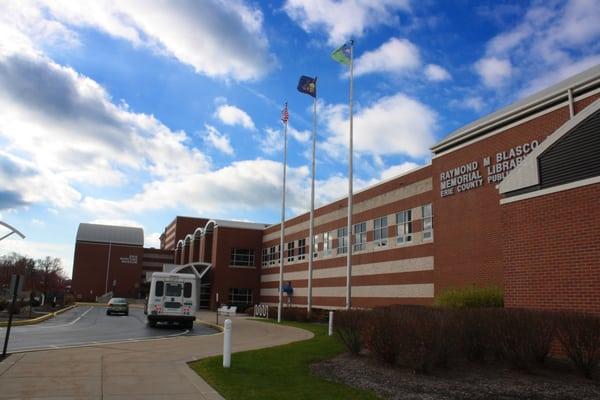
[[106, 310, 111, 316], [185, 321, 194, 330], [124, 311, 129, 316], [148, 321, 156, 328]]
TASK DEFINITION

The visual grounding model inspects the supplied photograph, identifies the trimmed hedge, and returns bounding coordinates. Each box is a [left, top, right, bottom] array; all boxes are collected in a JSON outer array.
[[435, 285, 504, 308], [333, 305, 600, 378]]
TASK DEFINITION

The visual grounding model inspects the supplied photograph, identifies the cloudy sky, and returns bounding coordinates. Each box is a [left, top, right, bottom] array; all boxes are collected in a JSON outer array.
[[0, 0, 599, 276]]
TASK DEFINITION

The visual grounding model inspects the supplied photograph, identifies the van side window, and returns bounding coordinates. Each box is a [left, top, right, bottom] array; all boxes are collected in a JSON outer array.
[[155, 281, 164, 297], [184, 282, 192, 298]]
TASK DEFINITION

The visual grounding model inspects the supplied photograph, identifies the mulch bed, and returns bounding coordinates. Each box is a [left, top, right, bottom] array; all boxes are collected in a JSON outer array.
[[311, 353, 600, 400]]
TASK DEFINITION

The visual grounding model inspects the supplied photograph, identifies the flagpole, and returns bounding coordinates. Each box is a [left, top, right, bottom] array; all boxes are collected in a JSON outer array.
[[346, 41, 354, 310], [277, 105, 288, 323], [307, 87, 317, 316]]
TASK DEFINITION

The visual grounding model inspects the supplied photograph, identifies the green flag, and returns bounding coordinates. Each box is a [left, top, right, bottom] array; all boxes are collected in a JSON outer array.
[[331, 42, 351, 66]]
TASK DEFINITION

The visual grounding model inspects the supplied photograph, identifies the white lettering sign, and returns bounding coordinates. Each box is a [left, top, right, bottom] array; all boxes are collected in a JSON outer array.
[[120, 255, 138, 264], [439, 140, 539, 197]]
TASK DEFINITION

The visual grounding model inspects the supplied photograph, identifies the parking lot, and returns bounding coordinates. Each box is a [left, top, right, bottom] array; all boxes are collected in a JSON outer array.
[[1, 305, 219, 353]]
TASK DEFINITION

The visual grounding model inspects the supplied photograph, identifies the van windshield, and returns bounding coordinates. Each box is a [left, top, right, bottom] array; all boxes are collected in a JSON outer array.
[[165, 283, 182, 297]]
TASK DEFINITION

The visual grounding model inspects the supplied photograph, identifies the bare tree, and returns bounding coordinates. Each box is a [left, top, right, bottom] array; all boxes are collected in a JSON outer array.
[[36, 257, 64, 298]]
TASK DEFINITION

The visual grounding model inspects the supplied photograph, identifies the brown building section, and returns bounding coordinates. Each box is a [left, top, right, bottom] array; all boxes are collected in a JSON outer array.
[[72, 241, 143, 301]]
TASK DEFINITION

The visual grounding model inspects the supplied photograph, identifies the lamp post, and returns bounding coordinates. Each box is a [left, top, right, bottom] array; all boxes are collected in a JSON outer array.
[[0, 221, 25, 242]]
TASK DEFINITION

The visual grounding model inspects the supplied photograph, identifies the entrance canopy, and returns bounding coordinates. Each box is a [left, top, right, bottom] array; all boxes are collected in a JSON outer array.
[[163, 262, 211, 280]]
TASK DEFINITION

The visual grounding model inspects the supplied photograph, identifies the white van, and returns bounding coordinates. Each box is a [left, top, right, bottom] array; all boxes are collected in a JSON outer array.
[[146, 272, 196, 329]]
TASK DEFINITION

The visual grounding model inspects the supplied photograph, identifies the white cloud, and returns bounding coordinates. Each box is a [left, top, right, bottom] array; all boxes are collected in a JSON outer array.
[[258, 128, 283, 155], [424, 64, 451, 81], [0, 45, 210, 209], [283, 0, 410, 45], [379, 162, 420, 180], [144, 232, 161, 248], [452, 96, 485, 112], [215, 104, 256, 131], [90, 219, 143, 228], [81, 159, 312, 218], [0, 237, 74, 277], [288, 125, 310, 143], [321, 93, 437, 159], [474, 1, 600, 94], [475, 57, 512, 88], [204, 124, 234, 155], [6, 0, 274, 81], [354, 38, 421, 77]]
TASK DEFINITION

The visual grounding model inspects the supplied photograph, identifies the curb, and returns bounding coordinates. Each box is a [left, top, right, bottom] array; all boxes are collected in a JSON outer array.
[[195, 319, 223, 333], [0, 305, 77, 327]]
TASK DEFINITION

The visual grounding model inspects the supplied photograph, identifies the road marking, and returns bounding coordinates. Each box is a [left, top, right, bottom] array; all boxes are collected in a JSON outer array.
[[7, 328, 210, 353]]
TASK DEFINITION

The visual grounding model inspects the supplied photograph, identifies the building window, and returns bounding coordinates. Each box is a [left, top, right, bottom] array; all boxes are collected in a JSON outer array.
[[297, 238, 306, 260], [422, 204, 433, 241], [323, 231, 332, 256], [229, 288, 252, 305], [312, 234, 319, 258], [337, 227, 347, 254], [230, 248, 255, 267], [287, 241, 295, 262], [396, 210, 413, 244], [262, 248, 268, 267], [374, 216, 388, 247], [354, 222, 366, 251], [269, 246, 276, 265]]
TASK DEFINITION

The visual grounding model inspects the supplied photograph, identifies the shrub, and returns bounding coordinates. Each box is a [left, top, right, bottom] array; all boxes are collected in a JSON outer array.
[[459, 308, 499, 362], [334, 309, 365, 355], [364, 308, 399, 364], [496, 309, 538, 369], [435, 286, 503, 309], [528, 310, 556, 364], [395, 307, 440, 373], [556, 312, 600, 379], [433, 308, 460, 368]]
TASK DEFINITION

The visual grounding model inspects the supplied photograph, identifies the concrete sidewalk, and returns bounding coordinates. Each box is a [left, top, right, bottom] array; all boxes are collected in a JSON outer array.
[[0, 312, 313, 400]]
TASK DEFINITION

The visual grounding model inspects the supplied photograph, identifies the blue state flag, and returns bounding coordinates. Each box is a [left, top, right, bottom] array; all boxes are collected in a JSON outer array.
[[297, 75, 317, 98]]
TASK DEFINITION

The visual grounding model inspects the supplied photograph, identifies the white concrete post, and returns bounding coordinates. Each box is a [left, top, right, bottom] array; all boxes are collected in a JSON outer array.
[[223, 319, 232, 368], [328, 311, 334, 336]]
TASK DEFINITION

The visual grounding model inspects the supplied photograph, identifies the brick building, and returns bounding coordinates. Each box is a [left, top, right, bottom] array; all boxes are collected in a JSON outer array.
[[72, 64, 600, 313]]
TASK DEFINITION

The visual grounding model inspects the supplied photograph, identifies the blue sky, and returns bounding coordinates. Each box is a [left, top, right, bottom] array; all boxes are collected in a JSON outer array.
[[0, 0, 599, 276]]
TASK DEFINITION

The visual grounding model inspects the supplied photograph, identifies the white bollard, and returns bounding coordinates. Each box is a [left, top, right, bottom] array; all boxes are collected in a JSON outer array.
[[223, 319, 232, 368], [328, 311, 334, 336]]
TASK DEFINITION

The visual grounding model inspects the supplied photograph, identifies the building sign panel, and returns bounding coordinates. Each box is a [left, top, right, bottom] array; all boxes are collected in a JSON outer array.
[[440, 140, 539, 197], [120, 255, 138, 264]]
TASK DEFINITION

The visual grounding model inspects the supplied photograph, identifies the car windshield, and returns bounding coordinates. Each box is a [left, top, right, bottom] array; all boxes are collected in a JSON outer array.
[[110, 298, 127, 304]]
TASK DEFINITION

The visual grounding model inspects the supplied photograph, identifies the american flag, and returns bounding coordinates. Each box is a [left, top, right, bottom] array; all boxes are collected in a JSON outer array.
[[281, 102, 289, 123]]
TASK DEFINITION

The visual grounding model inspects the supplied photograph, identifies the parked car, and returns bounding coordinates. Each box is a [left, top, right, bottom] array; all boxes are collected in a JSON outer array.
[[106, 297, 129, 316]]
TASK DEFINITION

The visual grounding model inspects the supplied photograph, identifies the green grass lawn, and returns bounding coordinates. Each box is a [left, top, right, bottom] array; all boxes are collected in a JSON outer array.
[[189, 319, 379, 400]]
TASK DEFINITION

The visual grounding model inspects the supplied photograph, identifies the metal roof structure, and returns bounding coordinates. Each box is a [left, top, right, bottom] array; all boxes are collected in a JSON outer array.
[[432, 64, 600, 154], [76, 223, 144, 246]]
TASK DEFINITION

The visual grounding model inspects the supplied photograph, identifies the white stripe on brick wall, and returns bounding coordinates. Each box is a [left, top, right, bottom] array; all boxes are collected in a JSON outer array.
[[260, 283, 433, 298], [263, 178, 432, 242], [261, 256, 434, 283]]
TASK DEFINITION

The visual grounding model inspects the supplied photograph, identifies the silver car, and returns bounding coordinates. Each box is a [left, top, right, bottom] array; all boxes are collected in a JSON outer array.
[[106, 297, 129, 316]]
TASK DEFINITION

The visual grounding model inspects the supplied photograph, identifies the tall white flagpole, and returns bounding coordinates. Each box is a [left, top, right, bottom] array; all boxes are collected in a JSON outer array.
[[346, 41, 354, 310], [307, 90, 317, 315], [277, 104, 288, 323]]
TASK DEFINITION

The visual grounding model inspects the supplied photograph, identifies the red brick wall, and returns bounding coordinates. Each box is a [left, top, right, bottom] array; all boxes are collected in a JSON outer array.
[[432, 102, 581, 294], [72, 242, 143, 301], [210, 226, 263, 310], [502, 183, 600, 314]]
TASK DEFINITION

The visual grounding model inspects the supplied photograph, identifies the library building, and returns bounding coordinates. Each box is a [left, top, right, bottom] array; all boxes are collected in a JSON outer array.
[[72, 65, 600, 315]]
